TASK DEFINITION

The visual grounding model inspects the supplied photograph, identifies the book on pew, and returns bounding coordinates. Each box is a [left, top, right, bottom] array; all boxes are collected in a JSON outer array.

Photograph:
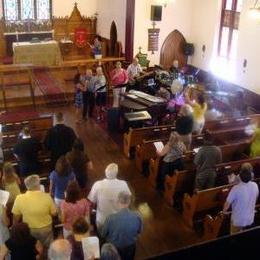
[[193, 147, 200, 153], [82, 236, 100, 259], [0, 190, 9, 207], [154, 141, 164, 153]]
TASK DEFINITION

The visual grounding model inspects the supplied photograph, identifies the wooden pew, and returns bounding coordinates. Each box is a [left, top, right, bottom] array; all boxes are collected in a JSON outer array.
[[136, 134, 205, 173], [204, 114, 260, 131], [182, 183, 233, 227], [2, 128, 48, 149], [182, 176, 260, 228], [1, 114, 52, 134], [164, 156, 260, 208], [150, 141, 251, 189], [123, 124, 175, 158], [202, 212, 225, 241]]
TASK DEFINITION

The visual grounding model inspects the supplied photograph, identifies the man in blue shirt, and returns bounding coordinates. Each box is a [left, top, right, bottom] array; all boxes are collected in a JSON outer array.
[[101, 191, 143, 260]]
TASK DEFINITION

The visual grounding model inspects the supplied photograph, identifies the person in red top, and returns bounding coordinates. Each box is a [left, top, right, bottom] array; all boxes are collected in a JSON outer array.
[[60, 181, 90, 238], [110, 61, 128, 107]]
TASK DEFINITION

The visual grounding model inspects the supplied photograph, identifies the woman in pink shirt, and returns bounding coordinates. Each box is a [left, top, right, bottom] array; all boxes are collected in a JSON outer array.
[[110, 61, 128, 107], [60, 181, 91, 238]]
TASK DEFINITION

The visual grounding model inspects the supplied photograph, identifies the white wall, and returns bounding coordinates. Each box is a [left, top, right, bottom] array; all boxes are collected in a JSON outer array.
[[96, 0, 126, 50], [52, 0, 97, 17], [134, 0, 193, 66], [189, 0, 260, 94], [0, 1, 97, 18]]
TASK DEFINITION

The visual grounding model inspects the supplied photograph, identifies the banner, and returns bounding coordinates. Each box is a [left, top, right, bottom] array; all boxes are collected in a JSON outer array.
[[74, 28, 88, 48]]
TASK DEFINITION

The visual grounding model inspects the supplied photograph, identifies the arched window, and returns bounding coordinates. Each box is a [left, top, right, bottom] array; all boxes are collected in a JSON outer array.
[[2, 0, 52, 21], [218, 0, 243, 59]]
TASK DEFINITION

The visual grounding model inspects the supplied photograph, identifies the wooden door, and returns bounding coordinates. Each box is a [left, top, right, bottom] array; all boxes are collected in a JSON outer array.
[[160, 30, 187, 70]]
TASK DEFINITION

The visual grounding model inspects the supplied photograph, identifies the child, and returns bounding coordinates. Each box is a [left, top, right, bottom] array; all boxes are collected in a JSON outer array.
[[1, 162, 21, 205], [73, 70, 84, 123]]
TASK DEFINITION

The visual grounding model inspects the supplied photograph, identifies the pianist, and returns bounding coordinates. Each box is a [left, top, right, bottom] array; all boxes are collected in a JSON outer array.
[[110, 61, 129, 107]]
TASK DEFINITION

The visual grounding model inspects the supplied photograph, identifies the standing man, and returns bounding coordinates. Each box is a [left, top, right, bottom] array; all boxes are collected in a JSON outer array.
[[88, 163, 131, 231], [44, 112, 77, 169], [12, 175, 57, 247], [223, 165, 259, 234], [102, 191, 143, 260], [127, 57, 142, 89], [14, 126, 41, 176]]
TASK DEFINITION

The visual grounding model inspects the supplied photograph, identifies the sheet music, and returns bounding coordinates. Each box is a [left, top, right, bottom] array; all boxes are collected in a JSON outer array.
[[82, 236, 100, 259], [154, 141, 164, 153], [0, 190, 10, 206]]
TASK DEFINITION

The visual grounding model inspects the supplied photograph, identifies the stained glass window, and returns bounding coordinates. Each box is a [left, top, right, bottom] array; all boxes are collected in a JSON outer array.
[[21, 0, 34, 20], [3, 0, 18, 21], [37, 0, 50, 20], [3, 0, 51, 21]]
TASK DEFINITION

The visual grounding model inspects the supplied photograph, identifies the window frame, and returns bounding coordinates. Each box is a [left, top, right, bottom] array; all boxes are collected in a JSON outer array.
[[2, 0, 52, 21], [218, 0, 241, 59]]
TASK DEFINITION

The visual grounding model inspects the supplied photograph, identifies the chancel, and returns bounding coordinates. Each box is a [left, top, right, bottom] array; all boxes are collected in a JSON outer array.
[[0, 0, 260, 259]]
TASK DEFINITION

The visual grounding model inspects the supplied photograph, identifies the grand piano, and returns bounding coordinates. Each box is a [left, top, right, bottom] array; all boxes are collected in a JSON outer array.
[[120, 90, 168, 124]]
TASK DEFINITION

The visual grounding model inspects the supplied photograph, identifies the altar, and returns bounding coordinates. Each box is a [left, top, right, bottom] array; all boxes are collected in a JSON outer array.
[[13, 40, 62, 66]]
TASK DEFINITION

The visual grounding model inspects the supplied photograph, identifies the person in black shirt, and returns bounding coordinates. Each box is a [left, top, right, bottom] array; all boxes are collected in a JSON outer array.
[[44, 112, 77, 169], [14, 127, 41, 176], [0, 222, 42, 260], [175, 104, 194, 149]]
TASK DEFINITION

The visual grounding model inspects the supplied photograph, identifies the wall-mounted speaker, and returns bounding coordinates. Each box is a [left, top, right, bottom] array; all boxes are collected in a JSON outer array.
[[184, 43, 194, 56], [151, 5, 162, 21]]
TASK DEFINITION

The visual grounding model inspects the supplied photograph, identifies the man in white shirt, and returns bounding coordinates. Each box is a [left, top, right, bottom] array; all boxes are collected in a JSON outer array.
[[88, 163, 131, 231], [127, 58, 142, 85], [223, 165, 259, 234]]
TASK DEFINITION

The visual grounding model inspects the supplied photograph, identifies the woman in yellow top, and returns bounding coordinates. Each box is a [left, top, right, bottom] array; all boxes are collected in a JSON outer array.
[[185, 90, 207, 134], [1, 162, 21, 205], [250, 127, 260, 158]]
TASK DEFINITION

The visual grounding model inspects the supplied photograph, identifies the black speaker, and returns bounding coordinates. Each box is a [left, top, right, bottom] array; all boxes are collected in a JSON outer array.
[[184, 43, 194, 56], [151, 5, 162, 21]]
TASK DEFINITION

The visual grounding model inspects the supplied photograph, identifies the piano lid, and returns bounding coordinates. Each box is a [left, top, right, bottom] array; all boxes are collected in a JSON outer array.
[[128, 90, 165, 103]]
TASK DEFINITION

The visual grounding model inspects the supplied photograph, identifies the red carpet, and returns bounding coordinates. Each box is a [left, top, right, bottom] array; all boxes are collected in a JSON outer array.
[[32, 68, 67, 105]]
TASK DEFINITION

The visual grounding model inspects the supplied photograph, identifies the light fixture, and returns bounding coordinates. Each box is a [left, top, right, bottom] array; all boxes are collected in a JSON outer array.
[[250, 0, 260, 19]]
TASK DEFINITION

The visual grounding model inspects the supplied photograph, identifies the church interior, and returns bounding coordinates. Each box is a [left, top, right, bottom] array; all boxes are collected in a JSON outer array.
[[0, 0, 260, 259]]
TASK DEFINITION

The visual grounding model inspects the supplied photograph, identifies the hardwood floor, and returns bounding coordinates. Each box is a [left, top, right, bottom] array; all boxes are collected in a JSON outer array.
[[39, 105, 200, 259]]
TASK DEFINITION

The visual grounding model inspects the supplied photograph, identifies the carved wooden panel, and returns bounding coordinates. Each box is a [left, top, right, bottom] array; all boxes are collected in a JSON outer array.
[[160, 30, 187, 70]]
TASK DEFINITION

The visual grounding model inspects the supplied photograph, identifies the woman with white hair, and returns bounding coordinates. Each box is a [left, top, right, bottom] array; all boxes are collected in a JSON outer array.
[[88, 163, 131, 231], [94, 67, 107, 121], [156, 132, 186, 191]]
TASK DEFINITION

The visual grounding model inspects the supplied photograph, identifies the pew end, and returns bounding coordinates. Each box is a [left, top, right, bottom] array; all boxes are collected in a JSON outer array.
[[202, 212, 225, 241], [149, 157, 160, 187], [182, 192, 199, 228]]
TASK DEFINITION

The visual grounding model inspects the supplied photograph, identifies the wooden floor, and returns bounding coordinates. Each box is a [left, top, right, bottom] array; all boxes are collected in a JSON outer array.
[[37, 105, 200, 259]]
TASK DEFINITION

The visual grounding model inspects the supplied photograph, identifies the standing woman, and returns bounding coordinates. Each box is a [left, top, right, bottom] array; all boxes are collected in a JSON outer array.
[[156, 132, 186, 191], [49, 156, 75, 207], [94, 67, 107, 121], [60, 182, 91, 238], [73, 70, 84, 123], [110, 61, 128, 107], [66, 138, 93, 189], [185, 88, 207, 134]]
